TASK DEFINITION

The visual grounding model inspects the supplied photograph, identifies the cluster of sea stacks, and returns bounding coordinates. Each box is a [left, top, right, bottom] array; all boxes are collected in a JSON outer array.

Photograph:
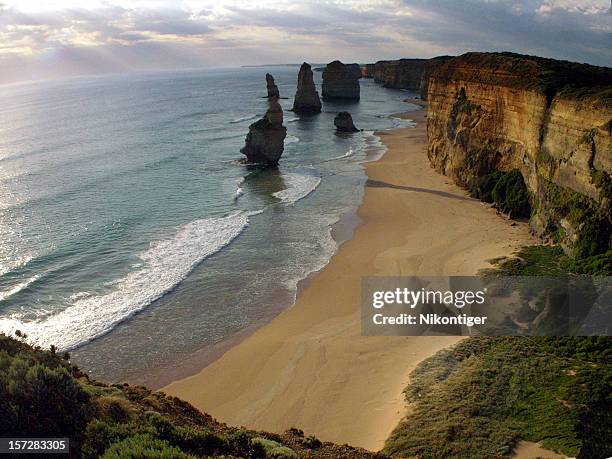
[[241, 61, 361, 166]]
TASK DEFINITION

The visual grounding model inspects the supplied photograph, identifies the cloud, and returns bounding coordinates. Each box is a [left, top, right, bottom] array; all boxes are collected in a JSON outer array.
[[0, 0, 609, 84]]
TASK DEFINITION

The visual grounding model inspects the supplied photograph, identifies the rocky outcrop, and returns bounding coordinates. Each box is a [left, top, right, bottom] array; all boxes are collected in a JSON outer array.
[[241, 98, 287, 166], [334, 112, 359, 132], [292, 63, 322, 114], [427, 52, 612, 257], [266, 73, 280, 99], [322, 61, 361, 100], [368, 56, 453, 100]]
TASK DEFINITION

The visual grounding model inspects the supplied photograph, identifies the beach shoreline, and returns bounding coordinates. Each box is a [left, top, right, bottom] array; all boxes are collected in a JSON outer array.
[[163, 102, 535, 451]]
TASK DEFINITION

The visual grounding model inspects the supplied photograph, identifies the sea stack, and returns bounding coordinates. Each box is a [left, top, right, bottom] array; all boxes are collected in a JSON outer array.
[[291, 63, 322, 114], [266, 73, 280, 99], [240, 98, 287, 166], [334, 112, 359, 132], [322, 61, 361, 100]]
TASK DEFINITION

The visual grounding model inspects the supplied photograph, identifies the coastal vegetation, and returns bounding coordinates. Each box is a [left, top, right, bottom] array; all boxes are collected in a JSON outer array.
[[383, 336, 611, 458], [0, 333, 381, 459], [483, 245, 612, 276], [471, 169, 531, 219]]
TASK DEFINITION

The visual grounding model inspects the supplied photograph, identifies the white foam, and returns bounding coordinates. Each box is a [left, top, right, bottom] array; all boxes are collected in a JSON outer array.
[[286, 117, 300, 123], [0, 213, 251, 350], [273, 173, 321, 205], [359, 131, 388, 163], [234, 176, 245, 200], [229, 114, 258, 124], [328, 147, 355, 161], [283, 223, 338, 294], [0, 274, 40, 303], [285, 135, 300, 144], [390, 116, 417, 128]]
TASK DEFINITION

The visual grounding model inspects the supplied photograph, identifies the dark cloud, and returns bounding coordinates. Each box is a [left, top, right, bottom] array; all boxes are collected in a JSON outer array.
[[0, 0, 609, 84]]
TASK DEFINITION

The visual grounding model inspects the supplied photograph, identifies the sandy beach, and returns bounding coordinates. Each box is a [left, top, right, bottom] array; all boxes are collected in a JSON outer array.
[[163, 103, 535, 451]]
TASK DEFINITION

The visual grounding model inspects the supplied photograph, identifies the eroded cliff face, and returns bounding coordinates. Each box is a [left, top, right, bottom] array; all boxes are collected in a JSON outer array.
[[372, 59, 427, 89], [367, 57, 452, 100], [427, 53, 611, 257]]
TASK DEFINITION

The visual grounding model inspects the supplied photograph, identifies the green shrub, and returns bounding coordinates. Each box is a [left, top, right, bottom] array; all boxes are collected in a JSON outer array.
[[303, 435, 322, 449], [541, 180, 610, 258], [0, 354, 94, 439], [474, 169, 531, 218], [100, 434, 195, 459], [171, 425, 228, 456], [483, 245, 612, 276], [591, 169, 612, 202], [251, 437, 298, 458]]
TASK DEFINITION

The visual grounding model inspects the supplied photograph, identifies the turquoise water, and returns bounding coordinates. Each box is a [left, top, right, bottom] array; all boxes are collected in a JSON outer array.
[[0, 67, 418, 383]]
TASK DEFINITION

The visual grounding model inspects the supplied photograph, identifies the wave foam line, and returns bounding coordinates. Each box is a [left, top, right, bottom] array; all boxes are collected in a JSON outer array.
[[273, 173, 321, 205], [0, 274, 41, 303], [327, 147, 355, 161], [285, 135, 300, 145], [229, 114, 258, 124], [0, 213, 251, 350]]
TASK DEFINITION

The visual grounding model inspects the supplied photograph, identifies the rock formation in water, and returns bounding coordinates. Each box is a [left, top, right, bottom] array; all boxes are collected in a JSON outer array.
[[241, 98, 287, 166], [291, 63, 322, 114], [363, 56, 453, 100], [426, 52, 612, 257], [321, 61, 361, 100], [266, 73, 280, 99], [334, 112, 359, 132]]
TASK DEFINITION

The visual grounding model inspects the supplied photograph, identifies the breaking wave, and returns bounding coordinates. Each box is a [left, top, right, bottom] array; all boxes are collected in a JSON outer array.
[[0, 213, 252, 350], [273, 173, 321, 205]]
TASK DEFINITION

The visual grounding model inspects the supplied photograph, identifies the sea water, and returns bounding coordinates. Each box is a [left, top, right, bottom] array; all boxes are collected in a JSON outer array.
[[0, 67, 418, 383]]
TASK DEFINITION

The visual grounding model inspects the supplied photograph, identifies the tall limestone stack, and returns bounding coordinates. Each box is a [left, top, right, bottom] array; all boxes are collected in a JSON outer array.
[[291, 63, 322, 114], [240, 98, 287, 166], [266, 73, 280, 99], [321, 60, 361, 100]]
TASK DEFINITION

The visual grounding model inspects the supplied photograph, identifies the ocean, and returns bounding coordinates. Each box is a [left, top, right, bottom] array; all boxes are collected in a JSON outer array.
[[0, 66, 418, 384]]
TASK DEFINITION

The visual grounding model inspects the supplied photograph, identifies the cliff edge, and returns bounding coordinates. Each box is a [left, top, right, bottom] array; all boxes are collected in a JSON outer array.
[[426, 52, 611, 257]]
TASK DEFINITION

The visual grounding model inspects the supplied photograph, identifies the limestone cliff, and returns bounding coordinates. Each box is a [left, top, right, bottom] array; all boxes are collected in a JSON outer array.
[[371, 59, 427, 89], [292, 62, 322, 114], [241, 99, 287, 166], [322, 61, 361, 100], [366, 57, 452, 100], [426, 52, 612, 257]]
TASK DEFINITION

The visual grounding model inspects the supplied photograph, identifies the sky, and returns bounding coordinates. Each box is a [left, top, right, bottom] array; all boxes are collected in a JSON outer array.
[[0, 0, 610, 84]]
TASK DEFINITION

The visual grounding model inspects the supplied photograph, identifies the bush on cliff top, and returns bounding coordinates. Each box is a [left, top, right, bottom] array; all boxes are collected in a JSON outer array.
[[442, 52, 612, 105], [0, 333, 379, 459]]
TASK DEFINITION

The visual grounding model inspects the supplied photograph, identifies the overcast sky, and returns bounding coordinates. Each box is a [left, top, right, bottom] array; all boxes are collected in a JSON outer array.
[[0, 0, 610, 84]]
